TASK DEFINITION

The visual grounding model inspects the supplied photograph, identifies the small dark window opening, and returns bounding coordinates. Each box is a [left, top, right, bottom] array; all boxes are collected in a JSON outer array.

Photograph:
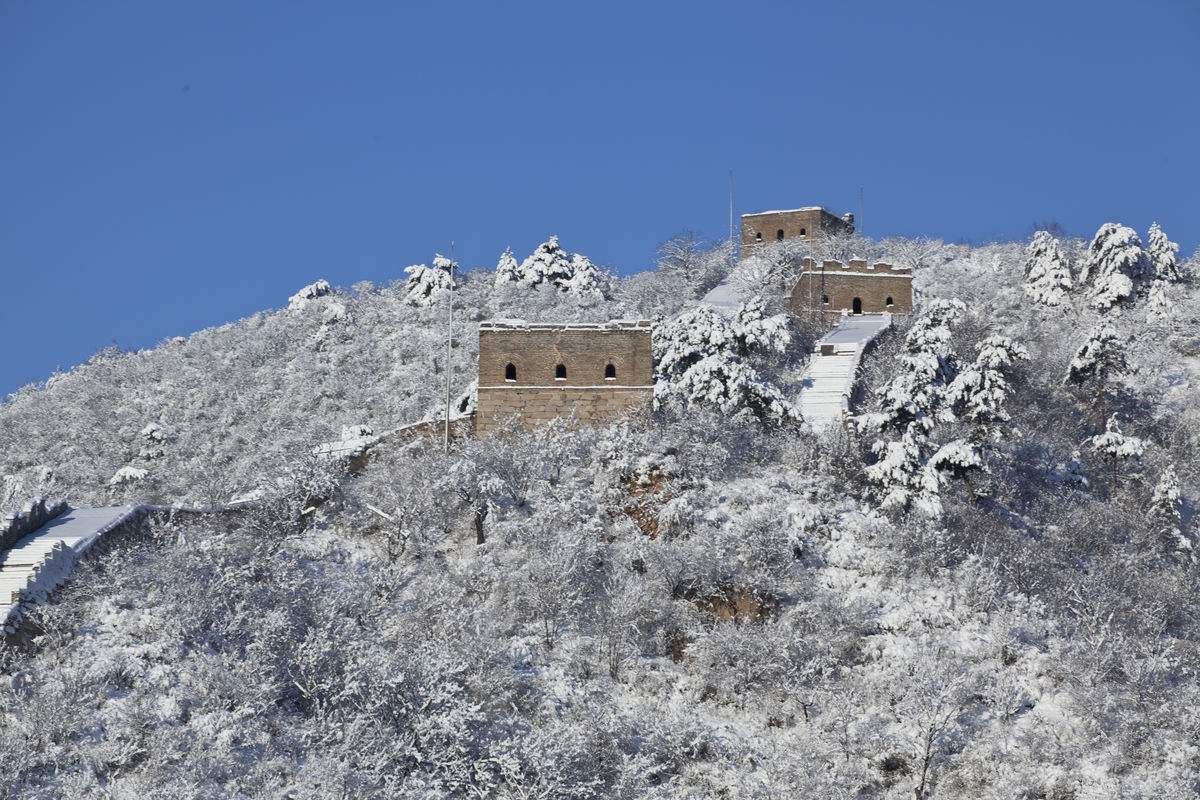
[[504, 363, 516, 381], [755, 232, 762, 241], [799, 227, 807, 236], [555, 363, 567, 380], [604, 363, 616, 380], [776, 229, 785, 241], [852, 297, 863, 315], [821, 294, 829, 304], [886, 296, 894, 307]]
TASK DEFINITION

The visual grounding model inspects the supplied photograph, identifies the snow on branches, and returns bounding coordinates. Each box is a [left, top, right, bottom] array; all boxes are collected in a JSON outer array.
[[287, 279, 333, 310], [652, 301, 797, 424], [1086, 414, 1144, 479], [403, 254, 457, 306], [494, 236, 608, 298], [1080, 223, 1145, 312], [1065, 323, 1127, 395], [1147, 223, 1182, 283], [1022, 231, 1073, 307], [859, 299, 965, 433], [944, 335, 1030, 429]]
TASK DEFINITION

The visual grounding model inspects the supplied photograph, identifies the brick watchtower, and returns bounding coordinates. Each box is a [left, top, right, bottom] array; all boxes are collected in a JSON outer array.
[[475, 320, 654, 433], [740, 206, 855, 252]]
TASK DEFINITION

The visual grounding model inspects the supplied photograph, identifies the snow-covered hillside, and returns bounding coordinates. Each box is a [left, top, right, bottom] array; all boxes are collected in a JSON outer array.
[[1, 227, 1198, 799]]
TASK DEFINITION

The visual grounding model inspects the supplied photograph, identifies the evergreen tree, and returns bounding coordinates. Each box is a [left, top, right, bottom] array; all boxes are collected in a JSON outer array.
[[493, 247, 520, 286], [1022, 231, 1073, 307], [944, 335, 1030, 429], [1065, 323, 1127, 413], [1086, 414, 1144, 482], [1146, 223, 1182, 283], [518, 235, 574, 288], [1080, 223, 1144, 312]]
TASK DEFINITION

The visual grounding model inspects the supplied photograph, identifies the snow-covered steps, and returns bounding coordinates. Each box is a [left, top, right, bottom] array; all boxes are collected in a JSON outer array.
[[798, 314, 893, 431], [1, 505, 138, 635]]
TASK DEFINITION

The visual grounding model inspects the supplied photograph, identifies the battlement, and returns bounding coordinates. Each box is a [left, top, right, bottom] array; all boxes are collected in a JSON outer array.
[[478, 319, 653, 333], [799, 258, 910, 276]]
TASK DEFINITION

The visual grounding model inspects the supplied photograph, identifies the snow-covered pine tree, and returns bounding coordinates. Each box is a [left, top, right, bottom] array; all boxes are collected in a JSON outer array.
[[1080, 223, 1144, 311], [1149, 465, 1191, 558], [924, 438, 985, 504], [733, 295, 791, 356], [865, 422, 942, 516], [944, 335, 1030, 429], [1086, 413, 1144, 482], [1146, 223, 1182, 283], [860, 298, 965, 433], [518, 235, 574, 289], [563, 253, 605, 298], [493, 247, 520, 286], [652, 301, 797, 424], [403, 255, 456, 305], [1022, 231, 1073, 307], [1146, 280, 1173, 323], [1065, 323, 1127, 404]]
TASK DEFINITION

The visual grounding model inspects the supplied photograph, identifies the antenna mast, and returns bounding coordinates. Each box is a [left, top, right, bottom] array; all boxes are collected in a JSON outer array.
[[444, 241, 455, 455], [859, 186, 865, 237]]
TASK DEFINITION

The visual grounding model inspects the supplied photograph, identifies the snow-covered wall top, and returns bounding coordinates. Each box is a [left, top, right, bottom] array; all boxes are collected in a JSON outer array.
[[1, 496, 68, 552], [798, 258, 908, 275], [478, 319, 653, 332]]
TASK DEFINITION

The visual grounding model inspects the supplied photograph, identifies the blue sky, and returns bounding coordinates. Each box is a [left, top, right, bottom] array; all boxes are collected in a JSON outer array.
[[2, 0, 1197, 396]]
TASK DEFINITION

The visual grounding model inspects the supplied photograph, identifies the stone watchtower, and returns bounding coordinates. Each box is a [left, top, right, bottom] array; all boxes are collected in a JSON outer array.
[[791, 258, 913, 316], [475, 320, 654, 434], [740, 206, 855, 250]]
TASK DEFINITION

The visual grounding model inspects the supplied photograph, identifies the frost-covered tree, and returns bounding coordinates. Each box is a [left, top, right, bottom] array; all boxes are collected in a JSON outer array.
[[944, 335, 1029, 429], [865, 422, 941, 515], [1064, 323, 1128, 415], [495, 236, 610, 299], [1149, 465, 1190, 557], [1146, 222, 1182, 283], [653, 302, 797, 424], [1022, 231, 1073, 307], [860, 299, 965, 433], [1086, 414, 1144, 481], [1146, 280, 1173, 323], [1079, 223, 1144, 311], [402, 255, 456, 305], [656, 231, 731, 297], [924, 438, 985, 504], [493, 247, 520, 284]]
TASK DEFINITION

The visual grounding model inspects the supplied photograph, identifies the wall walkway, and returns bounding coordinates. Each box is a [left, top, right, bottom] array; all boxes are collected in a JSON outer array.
[[798, 313, 892, 431]]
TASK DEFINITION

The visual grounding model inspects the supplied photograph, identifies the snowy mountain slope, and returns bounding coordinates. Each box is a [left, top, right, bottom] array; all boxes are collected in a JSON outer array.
[[1, 230, 1198, 799]]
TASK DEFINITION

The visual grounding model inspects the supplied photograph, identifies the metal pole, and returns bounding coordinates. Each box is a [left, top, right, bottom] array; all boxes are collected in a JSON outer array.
[[728, 170, 735, 267], [444, 242, 454, 454], [859, 186, 864, 237]]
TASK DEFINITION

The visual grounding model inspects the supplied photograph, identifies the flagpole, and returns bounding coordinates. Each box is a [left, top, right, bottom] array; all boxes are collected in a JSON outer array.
[[444, 241, 455, 454]]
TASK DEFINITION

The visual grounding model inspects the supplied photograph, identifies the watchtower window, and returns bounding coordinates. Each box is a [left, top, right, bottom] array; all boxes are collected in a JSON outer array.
[[755, 232, 762, 242], [555, 363, 567, 380], [886, 296, 894, 307], [776, 229, 785, 241], [799, 227, 807, 236], [504, 363, 516, 382], [852, 297, 863, 315], [604, 363, 616, 380], [821, 294, 829, 304]]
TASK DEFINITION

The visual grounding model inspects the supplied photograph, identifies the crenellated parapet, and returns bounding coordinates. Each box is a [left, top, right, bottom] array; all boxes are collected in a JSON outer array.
[[792, 258, 913, 315], [1, 496, 68, 552]]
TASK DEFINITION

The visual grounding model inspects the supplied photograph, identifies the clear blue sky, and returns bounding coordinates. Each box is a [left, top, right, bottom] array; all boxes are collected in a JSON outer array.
[[2, 0, 1197, 396]]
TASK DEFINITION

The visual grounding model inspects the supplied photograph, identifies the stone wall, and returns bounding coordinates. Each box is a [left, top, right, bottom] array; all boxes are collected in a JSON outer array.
[[741, 207, 854, 251], [476, 320, 654, 433], [1, 496, 67, 552], [791, 258, 913, 316]]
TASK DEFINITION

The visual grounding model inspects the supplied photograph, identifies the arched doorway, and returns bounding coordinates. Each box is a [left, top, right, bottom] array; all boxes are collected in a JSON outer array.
[[852, 297, 863, 315]]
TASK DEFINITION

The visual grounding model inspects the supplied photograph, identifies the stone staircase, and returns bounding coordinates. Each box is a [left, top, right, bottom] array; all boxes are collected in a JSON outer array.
[[798, 313, 892, 430], [1, 502, 139, 635]]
